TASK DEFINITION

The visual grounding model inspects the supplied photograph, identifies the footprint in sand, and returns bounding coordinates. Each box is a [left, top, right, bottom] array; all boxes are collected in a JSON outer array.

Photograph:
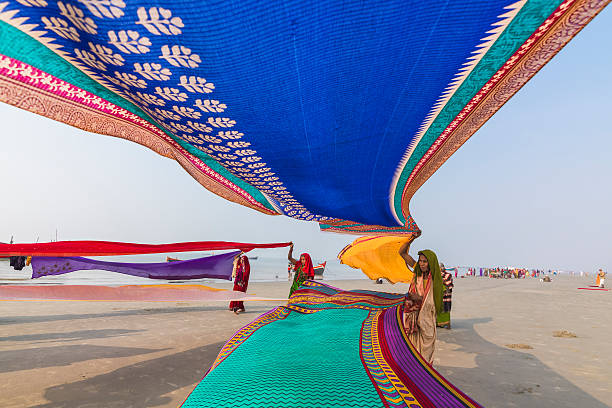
[[505, 343, 534, 349], [512, 384, 541, 394], [553, 330, 577, 338]]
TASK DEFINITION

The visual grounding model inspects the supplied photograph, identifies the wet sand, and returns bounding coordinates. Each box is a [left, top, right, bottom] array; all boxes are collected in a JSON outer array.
[[0, 276, 609, 407]]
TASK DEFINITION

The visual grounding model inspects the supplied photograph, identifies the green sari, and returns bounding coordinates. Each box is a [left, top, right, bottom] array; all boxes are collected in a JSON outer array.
[[289, 265, 307, 297], [436, 310, 450, 327]]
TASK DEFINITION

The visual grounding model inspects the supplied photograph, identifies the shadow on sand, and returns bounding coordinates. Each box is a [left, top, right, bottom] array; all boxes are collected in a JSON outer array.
[[0, 306, 248, 326], [0, 344, 165, 373], [32, 342, 226, 408], [0, 303, 282, 327], [0, 328, 142, 343], [17, 314, 606, 407], [437, 317, 609, 408]]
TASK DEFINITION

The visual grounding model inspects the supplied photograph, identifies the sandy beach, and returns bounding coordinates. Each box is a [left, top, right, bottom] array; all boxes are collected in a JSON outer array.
[[0, 276, 609, 408]]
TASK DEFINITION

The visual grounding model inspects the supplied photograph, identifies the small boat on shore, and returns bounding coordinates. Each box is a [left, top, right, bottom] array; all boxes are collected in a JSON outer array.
[[314, 262, 326, 279]]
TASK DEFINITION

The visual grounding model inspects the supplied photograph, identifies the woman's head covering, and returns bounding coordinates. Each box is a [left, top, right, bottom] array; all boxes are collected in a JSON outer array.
[[413, 249, 444, 315], [300, 253, 315, 279]]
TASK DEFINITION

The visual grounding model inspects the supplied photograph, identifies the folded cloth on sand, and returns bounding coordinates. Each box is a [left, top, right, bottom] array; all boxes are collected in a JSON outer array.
[[30, 252, 239, 280], [181, 281, 482, 408], [338, 236, 413, 283], [578, 287, 610, 291]]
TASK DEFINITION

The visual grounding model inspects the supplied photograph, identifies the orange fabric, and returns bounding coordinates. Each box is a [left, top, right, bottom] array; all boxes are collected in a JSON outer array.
[[338, 236, 413, 283]]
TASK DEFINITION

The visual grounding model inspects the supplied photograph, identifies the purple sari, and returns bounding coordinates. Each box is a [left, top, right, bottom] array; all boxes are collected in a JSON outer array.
[[30, 252, 239, 280]]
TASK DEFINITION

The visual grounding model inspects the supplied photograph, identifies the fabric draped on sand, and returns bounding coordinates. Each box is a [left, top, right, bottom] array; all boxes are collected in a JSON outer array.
[[338, 236, 414, 283], [29, 252, 239, 281], [181, 281, 482, 408], [0, 1, 606, 235]]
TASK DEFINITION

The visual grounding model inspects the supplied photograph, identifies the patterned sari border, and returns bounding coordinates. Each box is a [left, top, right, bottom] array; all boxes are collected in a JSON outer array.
[[398, 0, 609, 219], [366, 310, 423, 407], [288, 283, 405, 311], [359, 311, 392, 408], [207, 306, 291, 373], [319, 216, 420, 236], [0, 53, 278, 215], [389, 0, 528, 225], [392, 307, 481, 407]]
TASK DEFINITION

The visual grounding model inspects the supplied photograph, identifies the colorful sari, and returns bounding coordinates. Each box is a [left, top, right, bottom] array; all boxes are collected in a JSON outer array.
[[404, 250, 444, 364], [288, 253, 314, 297], [181, 281, 483, 407], [597, 271, 606, 288], [229, 256, 250, 312]]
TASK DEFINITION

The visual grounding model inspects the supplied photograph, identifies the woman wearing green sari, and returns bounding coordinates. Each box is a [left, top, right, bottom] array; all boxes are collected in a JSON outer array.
[[287, 243, 315, 297], [399, 242, 444, 364]]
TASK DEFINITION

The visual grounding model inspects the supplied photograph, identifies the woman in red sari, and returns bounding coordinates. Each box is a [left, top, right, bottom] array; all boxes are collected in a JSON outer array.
[[229, 254, 250, 314], [287, 243, 314, 297]]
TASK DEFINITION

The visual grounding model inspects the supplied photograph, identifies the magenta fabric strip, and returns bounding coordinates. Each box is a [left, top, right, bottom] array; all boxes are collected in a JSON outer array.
[[30, 252, 240, 281], [381, 307, 478, 408]]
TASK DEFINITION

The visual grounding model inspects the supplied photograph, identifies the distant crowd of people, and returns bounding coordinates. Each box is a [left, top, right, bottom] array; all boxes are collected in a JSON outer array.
[[455, 267, 607, 285]]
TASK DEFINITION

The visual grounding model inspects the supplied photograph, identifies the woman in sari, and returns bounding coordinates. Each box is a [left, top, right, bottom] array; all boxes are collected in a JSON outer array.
[[399, 242, 444, 364], [437, 263, 453, 329], [596, 269, 606, 288], [287, 243, 314, 297], [229, 254, 250, 314]]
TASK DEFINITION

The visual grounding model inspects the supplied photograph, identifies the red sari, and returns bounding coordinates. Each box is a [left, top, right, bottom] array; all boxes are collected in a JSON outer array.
[[229, 255, 250, 312], [288, 253, 315, 297]]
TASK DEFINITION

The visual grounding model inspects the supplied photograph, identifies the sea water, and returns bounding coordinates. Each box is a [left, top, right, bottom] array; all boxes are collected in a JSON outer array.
[[0, 254, 365, 286]]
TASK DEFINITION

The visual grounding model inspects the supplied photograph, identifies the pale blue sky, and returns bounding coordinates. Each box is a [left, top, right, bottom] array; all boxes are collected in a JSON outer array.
[[1, 6, 610, 272]]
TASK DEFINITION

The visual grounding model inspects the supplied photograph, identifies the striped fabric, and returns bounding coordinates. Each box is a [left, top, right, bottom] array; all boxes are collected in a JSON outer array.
[[181, 281, 481, 408]]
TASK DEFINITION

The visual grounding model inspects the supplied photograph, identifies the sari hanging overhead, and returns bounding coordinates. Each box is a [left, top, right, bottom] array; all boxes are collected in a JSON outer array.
[[0, 1, 607, 235], [29, 251, 240, 280], [0, 240, 290, 257]]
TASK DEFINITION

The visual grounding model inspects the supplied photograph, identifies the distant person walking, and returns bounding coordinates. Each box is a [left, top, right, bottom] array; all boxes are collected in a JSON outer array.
[[437, 263, 454, 329], [399, 240, 444, 364], [287, 243, 315, 297], [229, 254, 250, 314]]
